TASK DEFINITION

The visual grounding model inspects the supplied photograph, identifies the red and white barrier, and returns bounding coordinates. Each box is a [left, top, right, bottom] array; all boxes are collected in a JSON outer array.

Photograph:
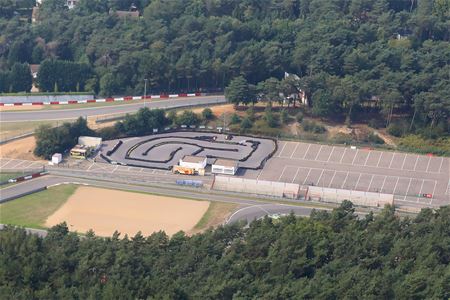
[[0, 92, 203, 106], [7, 171, 48, 183]]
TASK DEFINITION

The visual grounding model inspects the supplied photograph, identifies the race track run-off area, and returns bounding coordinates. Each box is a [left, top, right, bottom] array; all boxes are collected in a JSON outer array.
[[99, 131, 277, 170]]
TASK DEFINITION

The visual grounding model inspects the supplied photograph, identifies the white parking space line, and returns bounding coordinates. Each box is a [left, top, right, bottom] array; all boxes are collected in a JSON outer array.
[[1, 159, 17, 169], [367, 175, 374, 191], [87, 163, 95, 171], [446, 180, 450, 195], [351, 150, 359, 165], [278, 166, 288, 181], [340, 172, 350, 189], [425, 157, 432, 172], [314, 145, 323, 161], [380, 176, 387, 192], [278, 142, 287, 157], [376, 152, 383, 167], [327, 147, 335, 162], [290, 144, 299, 159], [431, 181, 437, 199], [405, 178, 413, 196], [419, 180, 425, 196], [354, 173, 362, 189], [413, 155, 420, 171], [12, 160, 29, 169], [339, 149, 347, 164], [302, 169, 312, 185], [291, 167, 300, 183], [363, 152, 371, 166], [393, 177, 400, 194], [400, 154, 408, 170], [328, 171, 337, 188], [388, 153, 396, 169], [110, 165, 119, 173], [438, 157, 444, 173], [317, 169, 325, 185], [302, 144, 311, 159], [0, 159, 11, 168]]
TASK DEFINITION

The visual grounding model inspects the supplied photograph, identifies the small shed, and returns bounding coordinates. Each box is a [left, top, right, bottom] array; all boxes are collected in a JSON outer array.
[[51, 153, 62, 164], [179, 155, 207, 171], [212, 159, 238, 175]]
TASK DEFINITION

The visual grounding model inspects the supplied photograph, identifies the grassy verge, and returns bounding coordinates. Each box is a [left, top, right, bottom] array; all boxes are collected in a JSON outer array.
[[0, 184, 77, 228], [193, 201, 240, 232], [0, 172, 22, 182], [0, 120, 63, 140]]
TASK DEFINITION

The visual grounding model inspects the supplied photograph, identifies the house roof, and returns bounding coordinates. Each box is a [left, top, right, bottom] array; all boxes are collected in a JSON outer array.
[[113, 10, 140, 19], [29, 64, 40, 74], [213, 159, 238, 168], [181, 155, 206, 164]]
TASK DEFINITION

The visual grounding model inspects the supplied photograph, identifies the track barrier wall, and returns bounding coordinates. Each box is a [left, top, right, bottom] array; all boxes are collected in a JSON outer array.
[[213, 176, 301, 199], [307, 186, 394, 208]]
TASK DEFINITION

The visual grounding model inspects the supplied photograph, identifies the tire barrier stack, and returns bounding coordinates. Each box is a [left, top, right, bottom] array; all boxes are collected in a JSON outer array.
[[106, 140, 123, 156]]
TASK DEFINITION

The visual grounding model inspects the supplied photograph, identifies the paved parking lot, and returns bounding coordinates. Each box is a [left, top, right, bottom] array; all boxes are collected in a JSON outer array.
[[244, 141, 450, 207]]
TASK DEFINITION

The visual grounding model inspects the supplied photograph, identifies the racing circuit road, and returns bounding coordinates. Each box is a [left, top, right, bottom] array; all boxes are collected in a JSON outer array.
[[0, 96, 226, 122]]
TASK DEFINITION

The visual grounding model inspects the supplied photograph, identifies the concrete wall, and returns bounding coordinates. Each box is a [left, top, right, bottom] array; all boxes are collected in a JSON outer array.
[[213, 176, 300, 199], [0, 94, 94, 104], [307, 186, 394, 208]]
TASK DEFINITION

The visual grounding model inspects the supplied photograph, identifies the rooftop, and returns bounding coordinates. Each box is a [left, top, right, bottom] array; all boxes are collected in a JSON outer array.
[[181, 155, 207, 164], [213, 159, 238, 168]]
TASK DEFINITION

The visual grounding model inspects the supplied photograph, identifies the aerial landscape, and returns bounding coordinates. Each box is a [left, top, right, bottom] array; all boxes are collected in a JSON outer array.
[[0, 0, 449, 298]]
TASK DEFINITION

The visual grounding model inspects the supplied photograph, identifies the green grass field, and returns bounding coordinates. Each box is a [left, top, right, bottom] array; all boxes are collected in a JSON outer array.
[[0, 172, 22, 182], [194, 201, 239, 231], [0, 184, 77, 228]]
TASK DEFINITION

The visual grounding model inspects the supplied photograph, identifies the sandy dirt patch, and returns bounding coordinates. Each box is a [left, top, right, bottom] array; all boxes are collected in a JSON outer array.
[[0, 105, 43, 111], [45, 186, 210, 237], [191, 104, 235, 117], [0, 136, 41, 160]]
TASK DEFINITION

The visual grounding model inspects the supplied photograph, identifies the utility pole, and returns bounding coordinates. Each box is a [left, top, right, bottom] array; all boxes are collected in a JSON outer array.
[[144, 78, 148, 108]]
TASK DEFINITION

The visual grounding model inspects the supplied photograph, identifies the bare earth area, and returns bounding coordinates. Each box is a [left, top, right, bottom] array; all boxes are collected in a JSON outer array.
[[0, 136, 41, 161], [45, 186, 210, 237]]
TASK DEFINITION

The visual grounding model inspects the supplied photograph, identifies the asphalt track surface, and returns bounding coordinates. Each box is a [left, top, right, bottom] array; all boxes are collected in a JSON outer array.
[[0, 96, 226, 122], [0, 175, 316, 225], [101, 131, 276, 170]]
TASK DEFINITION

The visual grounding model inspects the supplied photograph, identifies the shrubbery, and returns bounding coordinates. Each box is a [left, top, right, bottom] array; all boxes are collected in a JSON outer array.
[[34, 117, 94, 159], [301, 120, 326, 134]]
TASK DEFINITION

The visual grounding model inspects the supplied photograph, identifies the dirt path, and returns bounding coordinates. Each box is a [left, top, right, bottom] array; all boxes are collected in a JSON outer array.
[[0, 136, 41, 161], [45, 186, 210, 237]]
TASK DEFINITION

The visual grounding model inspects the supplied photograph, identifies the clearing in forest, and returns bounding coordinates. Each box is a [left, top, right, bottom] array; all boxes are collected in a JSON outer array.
[[45, 186, 210, 237]]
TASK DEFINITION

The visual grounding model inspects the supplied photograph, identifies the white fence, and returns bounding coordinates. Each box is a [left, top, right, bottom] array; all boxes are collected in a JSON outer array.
[[213, 176, 301, 199], [307, 186, 394, 208]]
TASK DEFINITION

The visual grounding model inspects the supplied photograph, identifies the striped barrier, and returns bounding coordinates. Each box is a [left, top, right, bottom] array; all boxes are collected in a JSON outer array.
[[7, 171, 48, 183], [0, 92, 202, 106]]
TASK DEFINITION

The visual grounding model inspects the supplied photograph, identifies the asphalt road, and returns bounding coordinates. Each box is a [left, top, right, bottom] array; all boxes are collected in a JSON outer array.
[[0, 96, 226, 122], [0, 175, 321, 225]]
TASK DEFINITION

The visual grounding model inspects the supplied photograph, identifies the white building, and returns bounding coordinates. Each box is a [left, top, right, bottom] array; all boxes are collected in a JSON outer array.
[[212, 159, 238, 175], [51, 153, 62, 165], [179, 156, 207, 171], [78, 136, 102, 150]]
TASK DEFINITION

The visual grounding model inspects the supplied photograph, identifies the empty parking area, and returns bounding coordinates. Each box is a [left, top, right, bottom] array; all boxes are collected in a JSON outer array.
[[250, 141, 450, 206]]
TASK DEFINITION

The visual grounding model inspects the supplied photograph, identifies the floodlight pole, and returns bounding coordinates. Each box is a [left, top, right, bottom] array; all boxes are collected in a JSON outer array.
[[144, 78, 148, 108]]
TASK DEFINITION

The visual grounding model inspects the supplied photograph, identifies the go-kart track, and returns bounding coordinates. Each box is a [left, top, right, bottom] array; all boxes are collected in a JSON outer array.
[[99, 131, 277, 170]]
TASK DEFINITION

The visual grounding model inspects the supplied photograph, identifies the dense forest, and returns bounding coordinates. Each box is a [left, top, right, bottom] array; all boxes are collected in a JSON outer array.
[[1, 203, 449, 299]]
